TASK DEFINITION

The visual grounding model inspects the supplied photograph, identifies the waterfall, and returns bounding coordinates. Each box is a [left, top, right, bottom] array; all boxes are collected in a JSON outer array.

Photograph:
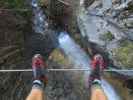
[[31, 0, 48, 34], [102, 79, 121, 100], [58, 32, 91, 78], [58, 32, 120, 100], [80, 0, 85, 6]]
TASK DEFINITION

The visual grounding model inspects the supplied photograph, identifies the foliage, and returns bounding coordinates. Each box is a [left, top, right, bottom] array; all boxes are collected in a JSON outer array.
[[126, 3, 133, 13], [113, 40, 133, 68], [100, 31, 115, 42], [0, 0, 26, 9], [49, 49, 71, 66]]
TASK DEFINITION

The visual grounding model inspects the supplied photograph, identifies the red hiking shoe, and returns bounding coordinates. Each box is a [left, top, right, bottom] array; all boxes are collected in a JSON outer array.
[[32, 54, 48, 86], [91, 54, 106, 71], [88, 54, 106, 87]]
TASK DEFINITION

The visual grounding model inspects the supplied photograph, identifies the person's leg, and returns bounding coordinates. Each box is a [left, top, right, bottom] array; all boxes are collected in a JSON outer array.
[[26, 54, 48, 100], [90, 80, 108, 100], [26, 89, 45, 100], [90, 54, 107, 100], [26, 80, 46, 100]]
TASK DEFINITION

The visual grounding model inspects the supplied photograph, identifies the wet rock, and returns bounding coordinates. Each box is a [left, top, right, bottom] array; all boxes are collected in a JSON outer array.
[[123, 79, 133, 95]]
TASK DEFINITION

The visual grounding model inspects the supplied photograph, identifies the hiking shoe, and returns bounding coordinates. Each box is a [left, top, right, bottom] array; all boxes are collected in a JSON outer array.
[[91, 54, 105, 71], [89, 54, 105, 87], [32, 54, 48, 86]]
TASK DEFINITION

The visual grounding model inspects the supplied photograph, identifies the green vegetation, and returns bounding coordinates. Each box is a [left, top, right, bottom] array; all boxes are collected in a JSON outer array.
[[113, 40, 133, 68], [0, 0, 45, 12], [100, 31, 115, 42], [126, 3, 133, 13], [49, 49, 71, 66], [0, 0, 26, 9]]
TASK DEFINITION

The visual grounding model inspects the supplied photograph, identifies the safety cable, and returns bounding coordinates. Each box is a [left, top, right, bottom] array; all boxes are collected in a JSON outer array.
[[57, 0, 70, 6], [0, 69, 133, 72]]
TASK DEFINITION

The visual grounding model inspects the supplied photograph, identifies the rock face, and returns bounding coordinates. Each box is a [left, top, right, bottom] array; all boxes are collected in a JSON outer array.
[[0, 10, 27, 100], [49, 0, 79, 35], [47, 50, 89, 100], [0, 11, 24, 47], [0, 10, 26, 68], [77, 0, 133, 69], [0, 0, 32, 98]]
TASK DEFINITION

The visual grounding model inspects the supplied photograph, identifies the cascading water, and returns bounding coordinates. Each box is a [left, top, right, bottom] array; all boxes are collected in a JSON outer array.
[[58, 32, 120, 100], [30, 0, 58, 55], [31, 0, 48, 34], [101, 79, 120, 100], [58, 32, 91, 79]]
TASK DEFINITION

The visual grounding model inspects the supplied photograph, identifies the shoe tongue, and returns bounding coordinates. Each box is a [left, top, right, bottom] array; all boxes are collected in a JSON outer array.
[[35, 58, 44, 66], [35, 59, 41, 65]]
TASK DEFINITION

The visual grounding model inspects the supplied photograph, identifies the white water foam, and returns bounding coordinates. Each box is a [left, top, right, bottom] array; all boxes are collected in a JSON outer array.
[[31, 0, 48, 34]]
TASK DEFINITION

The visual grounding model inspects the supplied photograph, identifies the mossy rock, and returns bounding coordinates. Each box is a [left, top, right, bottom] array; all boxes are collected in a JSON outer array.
[[49, 48, 71, 66], [100, 31, 115, 42], [112, 40, 133, 68], [39, 0, 48, 6]]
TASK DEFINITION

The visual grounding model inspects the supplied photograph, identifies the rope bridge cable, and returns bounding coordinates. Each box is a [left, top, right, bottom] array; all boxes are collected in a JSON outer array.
[[57, 0, 70, 6], [0, 69, 133, 72]]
